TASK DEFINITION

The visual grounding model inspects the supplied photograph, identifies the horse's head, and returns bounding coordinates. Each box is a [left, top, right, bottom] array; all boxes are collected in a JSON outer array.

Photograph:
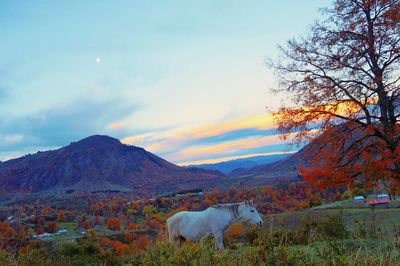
[[240, 200, 262, 226]]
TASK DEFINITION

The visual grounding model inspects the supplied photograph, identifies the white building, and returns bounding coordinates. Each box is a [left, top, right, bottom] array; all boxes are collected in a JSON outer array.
[[377, 194, 390, 199], [353, 196, 365, 202]]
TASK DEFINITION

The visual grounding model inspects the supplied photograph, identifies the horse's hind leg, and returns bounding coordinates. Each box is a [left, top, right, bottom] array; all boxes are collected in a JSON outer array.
[[168, 229, 175, 243], [167, 218, 178, 244]]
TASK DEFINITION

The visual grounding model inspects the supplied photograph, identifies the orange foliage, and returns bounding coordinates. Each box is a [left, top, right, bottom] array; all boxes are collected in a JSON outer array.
[[107, 218, 121, 231], [35, 227, 45, 235], [111, 241, 132, 255], [100, 237, 111, 245], [227, 223, 244, 239], [19, 246, 28, 254], [86, 229, 98, 237], [47, 221, 58, 233], [146, 218, 160, 230], [124, 232, 133, 242], [135, 234, 151, 252], [99, 237, 132, 255], [126, 224, 140, 230], [0, 222, 16, 240], [57, 212, 65, 222], [83, 219, 92, 229]]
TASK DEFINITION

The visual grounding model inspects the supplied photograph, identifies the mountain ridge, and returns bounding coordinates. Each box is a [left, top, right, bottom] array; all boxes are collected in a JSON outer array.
[[0, 135, 224, 198], [186, 153, 292, 174]]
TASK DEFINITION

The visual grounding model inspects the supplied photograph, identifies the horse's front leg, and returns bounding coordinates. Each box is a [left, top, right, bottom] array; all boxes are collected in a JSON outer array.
[[213, 231, 224, 250]]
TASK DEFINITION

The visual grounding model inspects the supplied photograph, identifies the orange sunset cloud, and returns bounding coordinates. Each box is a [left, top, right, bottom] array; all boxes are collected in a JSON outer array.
[[121, 113, 275, 153], [167, 132, 297, 163]]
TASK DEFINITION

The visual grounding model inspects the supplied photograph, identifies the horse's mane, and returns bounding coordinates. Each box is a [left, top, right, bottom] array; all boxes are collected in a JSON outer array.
[[211, 202, 244, 209], [211, 202, 250, 218]]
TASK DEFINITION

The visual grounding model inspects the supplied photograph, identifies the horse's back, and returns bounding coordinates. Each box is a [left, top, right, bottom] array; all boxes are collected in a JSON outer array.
[[167, 210, 210, 241]]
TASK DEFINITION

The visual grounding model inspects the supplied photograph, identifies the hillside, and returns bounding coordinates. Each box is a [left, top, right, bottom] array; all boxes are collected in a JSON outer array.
[[186, 153, 291, 174], [0, 135, 224, 198], [227, 148, 307, 187]]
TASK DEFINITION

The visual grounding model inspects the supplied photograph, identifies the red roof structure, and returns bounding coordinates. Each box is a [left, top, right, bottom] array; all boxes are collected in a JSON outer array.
[[366, 198, 390, 205]]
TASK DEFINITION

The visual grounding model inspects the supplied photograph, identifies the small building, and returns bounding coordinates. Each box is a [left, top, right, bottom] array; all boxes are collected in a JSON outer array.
[[33, 233, 54, 239], [93, 225, 102, 231], [353, 196, 365, 202], [366, 198, 390, 208], [57, 229, 68, 235], [377, 194, 390, 200]]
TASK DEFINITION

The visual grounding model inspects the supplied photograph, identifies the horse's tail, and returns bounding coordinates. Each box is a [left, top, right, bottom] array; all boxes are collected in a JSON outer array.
[[166, 216, 175, 243]]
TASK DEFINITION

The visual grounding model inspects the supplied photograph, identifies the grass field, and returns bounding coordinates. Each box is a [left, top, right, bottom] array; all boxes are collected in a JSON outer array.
[[268, 199, 400, 236], [312, 198, 400, 209]]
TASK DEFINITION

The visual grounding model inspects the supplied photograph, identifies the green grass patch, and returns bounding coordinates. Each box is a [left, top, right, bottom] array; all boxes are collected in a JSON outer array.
[[269, 208, 400, 236]]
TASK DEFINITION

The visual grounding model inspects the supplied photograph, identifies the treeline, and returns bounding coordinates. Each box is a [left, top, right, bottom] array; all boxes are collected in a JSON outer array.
[[0, 181, 342, 260]]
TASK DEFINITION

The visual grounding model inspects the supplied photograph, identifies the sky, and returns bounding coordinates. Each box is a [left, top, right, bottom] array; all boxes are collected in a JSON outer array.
[[0, 0, 328, 165]]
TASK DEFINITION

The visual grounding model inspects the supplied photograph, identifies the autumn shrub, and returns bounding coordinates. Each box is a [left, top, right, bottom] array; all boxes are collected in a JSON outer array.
[[163, 242, 203, 265], [19, 246, 28, 255], [315, 211, 349, 240], [251, 228, 293, 265], [53, 239, 131, 266], [126, 223, 140, 230], [124, 232, 134, 242], [106, 218, 121, 231], [84, 228, 98, 238], [296, 215, 317, 244], [16, 242, 47, 266], [110, 241, 132, 255], [226, 223, 244, 239], [243, 224, 259, 245], [0, 222, 16, 241], [341, 190, 353, 200], [143, 205, 157, 218], [134, 234, 152, 252], [82, 219, 91, 230], [0, 248, 15, 266], [140, 239, 263, 266], [139, 240, 175, 265], [146, 218, 161, 230]]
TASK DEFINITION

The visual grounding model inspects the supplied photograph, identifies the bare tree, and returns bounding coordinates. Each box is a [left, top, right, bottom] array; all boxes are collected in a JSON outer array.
[[269, 0, 400, 189]]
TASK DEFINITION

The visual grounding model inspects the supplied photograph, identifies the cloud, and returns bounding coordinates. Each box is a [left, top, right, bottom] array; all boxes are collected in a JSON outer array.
[[174, 113, 275, 140], [119, 113, 299, 164], [1, 107, 309, 165], [167, 134, 295, 163], [0, 134, 24, 146], [121, 113, 276, 154], [0, 97, 141, 159]]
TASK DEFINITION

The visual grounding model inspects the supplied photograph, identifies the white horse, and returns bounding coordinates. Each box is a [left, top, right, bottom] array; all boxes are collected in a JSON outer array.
[[167, 200, 263, 249]]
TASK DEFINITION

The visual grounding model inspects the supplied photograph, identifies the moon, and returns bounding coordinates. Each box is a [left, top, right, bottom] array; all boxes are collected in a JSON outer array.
[[96, 57, 101, 64]]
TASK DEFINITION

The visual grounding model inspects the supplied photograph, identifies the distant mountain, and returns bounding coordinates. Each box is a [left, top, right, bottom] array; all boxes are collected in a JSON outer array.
[[186, 154, 292, 174], [227, 142, 314, 187], [0, 135, 224, 198]]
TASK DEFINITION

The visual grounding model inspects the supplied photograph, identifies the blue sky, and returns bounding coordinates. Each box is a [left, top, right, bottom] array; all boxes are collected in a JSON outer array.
[[0, 0, 328, 164]]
